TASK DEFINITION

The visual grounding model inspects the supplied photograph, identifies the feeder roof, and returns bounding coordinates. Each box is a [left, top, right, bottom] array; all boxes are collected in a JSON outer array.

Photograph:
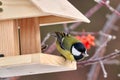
[[0, 0, 90, 25]]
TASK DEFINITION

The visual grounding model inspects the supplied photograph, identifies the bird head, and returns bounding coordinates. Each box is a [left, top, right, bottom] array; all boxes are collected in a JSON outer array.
[[71, 42, 89, 61]]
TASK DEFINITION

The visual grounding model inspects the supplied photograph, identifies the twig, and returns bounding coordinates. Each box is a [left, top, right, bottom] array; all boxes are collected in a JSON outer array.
[[87, 64, 100, 80], [101, 0, 120, 16], [103, 59, 120, 65], [45, 41, 56, 54], [99, 61, 107, 78], [69, 0, 113, 30], [95, 0, 120, 16], [70, 31, 98, 36], [41, 33, 51, 46], [90, 32, 116, 59], [63, 24, 69, 33], [77, 49, 120, 66], [118, 74, 120, 77], [99, 31, 116, 39], [69, 3, 103, 30], [87, 4, 120, 80]]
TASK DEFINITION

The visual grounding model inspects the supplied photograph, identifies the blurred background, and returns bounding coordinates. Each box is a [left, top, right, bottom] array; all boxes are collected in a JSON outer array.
[[20, 0, 120, 80]]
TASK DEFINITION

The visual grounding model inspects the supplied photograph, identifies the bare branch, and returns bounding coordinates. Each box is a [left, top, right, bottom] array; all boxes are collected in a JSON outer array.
[[41, 33, 51, 46], [77, 49, 120, 66], [70, 31, 98, 36], [45, 41, 56, 54], [63, 24, 69, 33], [94, 0, 120, 16], [118, 74, 120, 77], [100, 0, 120, 16], [87, 4, 120, 80], [69, 3, 103, 30], [103, 59, 120, 65], [99, 61, 107, 78], [90, 32, 116, 59]]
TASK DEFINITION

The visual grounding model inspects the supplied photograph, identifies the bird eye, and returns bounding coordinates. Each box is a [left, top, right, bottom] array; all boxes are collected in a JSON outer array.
[[72, 46, 81, 56]]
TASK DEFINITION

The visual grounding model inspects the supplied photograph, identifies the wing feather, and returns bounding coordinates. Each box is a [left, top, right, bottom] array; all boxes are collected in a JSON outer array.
[[56, 41, 75, 61]]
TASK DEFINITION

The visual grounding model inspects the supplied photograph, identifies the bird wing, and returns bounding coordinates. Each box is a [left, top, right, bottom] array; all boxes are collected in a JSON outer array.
[[56, 41, 75, 61], [55, 32, 80, 51], [62, 35, 80, 51], [55, 32, 66, 49]]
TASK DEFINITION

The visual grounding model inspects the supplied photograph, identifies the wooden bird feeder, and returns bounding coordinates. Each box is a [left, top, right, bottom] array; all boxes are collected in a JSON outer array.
[[0, 0, 90, 78]]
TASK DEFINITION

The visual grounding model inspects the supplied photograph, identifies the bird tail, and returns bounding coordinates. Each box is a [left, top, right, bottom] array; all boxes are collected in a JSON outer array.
[[55, 32, 69, 49]]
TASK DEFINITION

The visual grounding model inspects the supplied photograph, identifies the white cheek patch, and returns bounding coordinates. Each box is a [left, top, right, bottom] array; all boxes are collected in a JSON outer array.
[[72, 46, 81, 56]]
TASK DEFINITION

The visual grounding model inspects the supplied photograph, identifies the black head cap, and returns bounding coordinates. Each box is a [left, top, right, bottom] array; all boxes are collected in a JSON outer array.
[[71, 42, 87, 61], [72, 42, 86, 53]]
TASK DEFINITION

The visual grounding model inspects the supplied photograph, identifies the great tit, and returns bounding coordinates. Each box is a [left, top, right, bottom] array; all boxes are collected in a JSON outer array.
[[55, 32, 89, 61]]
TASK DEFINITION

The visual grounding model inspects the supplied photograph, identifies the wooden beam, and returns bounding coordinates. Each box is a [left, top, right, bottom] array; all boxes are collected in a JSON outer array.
[[30, 0, 90, 23], [39, 15, 76, 26], [0, 0, 90, 23], [0, 20, 19, 56], [0, 53, 76, 77], [18, 18, 41, 54], [0, 0, 49, 20]]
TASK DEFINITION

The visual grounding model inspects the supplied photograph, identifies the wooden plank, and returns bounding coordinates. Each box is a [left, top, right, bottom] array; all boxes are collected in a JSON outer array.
[[39, 15, 81, 26], [0, 0, 90, 26], [18, 18, 41, 54], [30, 0, 90, 23], [0, 55, 31, 67], [0, 53, 76, 77], [0, 0, 49, 20], [0, 20, 19, 56]]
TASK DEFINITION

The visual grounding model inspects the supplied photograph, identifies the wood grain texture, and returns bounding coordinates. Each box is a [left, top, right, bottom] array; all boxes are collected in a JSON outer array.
[[39, 15, 78, 26], [0, 20, 19, 56], [18, 18, 41, 54], [0, 0, 90, 24], [31, 0, 90, 23], [0, 53, 77, 77], [0, 0, 49, 20]]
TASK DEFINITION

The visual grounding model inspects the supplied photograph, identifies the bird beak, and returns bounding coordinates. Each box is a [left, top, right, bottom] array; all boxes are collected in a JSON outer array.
[[83, 52, 89, 57]]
